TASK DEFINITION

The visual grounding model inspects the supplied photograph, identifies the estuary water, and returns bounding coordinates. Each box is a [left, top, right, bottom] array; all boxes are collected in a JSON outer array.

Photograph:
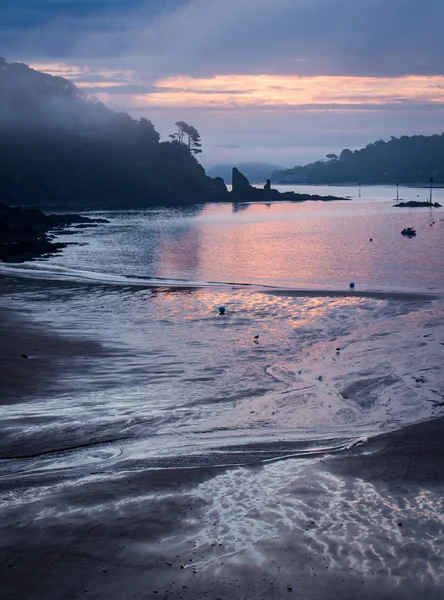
[[1, 186, 444, 598], [1, 184, 443, 469], [2, 184, 444, 290]]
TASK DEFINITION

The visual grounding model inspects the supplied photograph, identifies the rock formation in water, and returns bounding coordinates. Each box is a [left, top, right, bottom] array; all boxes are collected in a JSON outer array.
[[395, 201, 442, 208], [0, 202, 107, 262], [230, 168, 344, 202]]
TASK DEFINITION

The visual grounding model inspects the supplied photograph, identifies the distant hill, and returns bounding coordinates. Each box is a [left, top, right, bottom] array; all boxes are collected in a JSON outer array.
[[0, 58, 226, 209], [272, 134, 444, 184], [207, 162, 283, 184]]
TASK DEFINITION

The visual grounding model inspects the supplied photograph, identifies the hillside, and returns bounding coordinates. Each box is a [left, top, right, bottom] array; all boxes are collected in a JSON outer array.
[[0, 58, 226, 209], [272, 134, 444, 185]]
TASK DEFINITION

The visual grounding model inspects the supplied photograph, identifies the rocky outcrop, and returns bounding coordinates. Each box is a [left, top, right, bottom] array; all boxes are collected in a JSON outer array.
[[395, 201, 442, 208], [230, 168, 345, 202], [209, 176, 228, 195], [232, 168, 252, 193], [0, 203, 108, 262]]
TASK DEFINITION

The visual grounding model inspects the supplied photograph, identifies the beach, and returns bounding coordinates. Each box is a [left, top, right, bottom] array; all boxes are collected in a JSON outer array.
[[1, 272, 444, 600]]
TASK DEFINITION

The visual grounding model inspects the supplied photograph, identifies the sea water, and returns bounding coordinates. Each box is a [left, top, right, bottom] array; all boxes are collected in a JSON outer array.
[[2, 185, 443, 290], [1, 186, 443, 471], [1, 186, 444, 598]]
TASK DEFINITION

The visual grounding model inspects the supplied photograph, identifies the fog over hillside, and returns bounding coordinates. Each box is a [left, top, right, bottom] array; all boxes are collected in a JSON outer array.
[[0, 57, 113, 132], [0, 59, 225, 209]]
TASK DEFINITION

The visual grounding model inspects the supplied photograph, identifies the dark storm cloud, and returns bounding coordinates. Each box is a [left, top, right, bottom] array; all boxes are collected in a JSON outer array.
[[0, 0, 188, 58], [1, 0, 443, 77], [1, 0, 185, 27]]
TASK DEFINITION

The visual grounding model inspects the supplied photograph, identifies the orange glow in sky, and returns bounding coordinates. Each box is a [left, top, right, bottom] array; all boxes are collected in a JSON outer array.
[[132, 74, 444, 109], [28, 62, 444, 111]]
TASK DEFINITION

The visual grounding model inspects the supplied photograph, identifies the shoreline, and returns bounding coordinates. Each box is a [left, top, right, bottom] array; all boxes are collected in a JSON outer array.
[[1, 270, 442, 300], [1, 275, 444, 599]]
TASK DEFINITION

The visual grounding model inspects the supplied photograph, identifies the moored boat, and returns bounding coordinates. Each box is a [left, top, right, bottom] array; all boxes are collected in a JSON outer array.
[[401, 227, 416, 236]]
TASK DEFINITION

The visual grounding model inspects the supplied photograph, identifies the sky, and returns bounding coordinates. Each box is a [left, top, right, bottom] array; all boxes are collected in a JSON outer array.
[[1, 0, 444, 167]]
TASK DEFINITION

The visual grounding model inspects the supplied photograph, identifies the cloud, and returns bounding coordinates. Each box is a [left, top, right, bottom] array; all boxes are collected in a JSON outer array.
[[2, 0, 444, 79], [127, 74, 444, 109], [2, 0, 444, 167]]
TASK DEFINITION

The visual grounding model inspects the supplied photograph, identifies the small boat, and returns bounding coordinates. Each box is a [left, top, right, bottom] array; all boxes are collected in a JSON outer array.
[[401, 227, 416, 236]]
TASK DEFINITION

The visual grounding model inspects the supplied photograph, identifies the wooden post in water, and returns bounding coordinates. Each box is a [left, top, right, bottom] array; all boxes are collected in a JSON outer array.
[[396, 183, 399, 204], [429, 177, 433, 206], [358, 182, 361, 198]]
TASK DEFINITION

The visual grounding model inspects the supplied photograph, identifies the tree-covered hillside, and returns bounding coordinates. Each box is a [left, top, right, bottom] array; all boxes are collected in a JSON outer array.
[[272, 134, 444, 184], [0, 58, 225, 209]]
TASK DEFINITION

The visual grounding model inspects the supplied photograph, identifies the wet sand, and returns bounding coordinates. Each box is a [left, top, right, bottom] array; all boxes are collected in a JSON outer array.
[[0, 305, 107, 404], [1, 276, 444, 599]]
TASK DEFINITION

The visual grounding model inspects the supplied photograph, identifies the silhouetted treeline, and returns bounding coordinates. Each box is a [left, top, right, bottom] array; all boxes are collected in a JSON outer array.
[[272, 134, 444, 184], [0, 58, 225, 209]]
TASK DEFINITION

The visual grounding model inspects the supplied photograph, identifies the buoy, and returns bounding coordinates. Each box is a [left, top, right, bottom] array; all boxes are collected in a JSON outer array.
[[218, 306, 226, 315], [349, 282, 355, 289], [369, 238, 373, 241]]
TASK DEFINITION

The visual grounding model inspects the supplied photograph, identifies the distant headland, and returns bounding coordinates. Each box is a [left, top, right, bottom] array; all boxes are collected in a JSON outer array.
[[2, 58, 440, 211], [272, 134, 444, 185], [0, 58, 344, 211]]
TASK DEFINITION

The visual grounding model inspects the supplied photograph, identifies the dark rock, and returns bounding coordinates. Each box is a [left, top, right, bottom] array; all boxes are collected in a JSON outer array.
[[396, 201, 442, 208], [209, 176, 228, 195], [232, 167, 252, 193], [231, 168, 345, 203], [0, 202, 108, 263]]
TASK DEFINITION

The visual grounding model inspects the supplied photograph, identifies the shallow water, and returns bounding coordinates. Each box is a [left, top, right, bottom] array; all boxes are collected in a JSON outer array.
[[1, 278, 442, 477], [1, 191, 444, 598], [2, 185, 443, 290], [1, 188, 444, 470]]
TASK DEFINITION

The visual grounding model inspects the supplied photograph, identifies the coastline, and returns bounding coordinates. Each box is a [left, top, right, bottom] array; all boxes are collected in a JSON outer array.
[[1, 274, 444, 599], [2, 269, 442, 298]]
